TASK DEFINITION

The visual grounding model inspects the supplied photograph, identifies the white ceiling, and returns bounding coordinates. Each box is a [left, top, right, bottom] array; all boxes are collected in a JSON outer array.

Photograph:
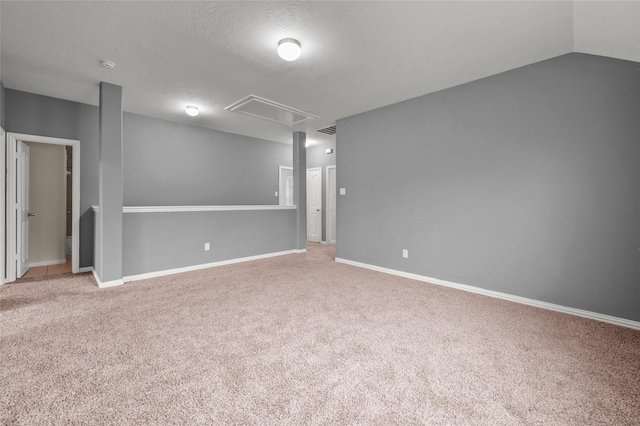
[[0, 1, 638, 145]]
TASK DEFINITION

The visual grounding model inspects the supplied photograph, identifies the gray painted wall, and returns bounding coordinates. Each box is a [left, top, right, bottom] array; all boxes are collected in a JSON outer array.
[[5, 89, 294, 271], [337, 53, 640, 322], [307, 138, 336, 242], [5, 89, 99, 268], [123, 113, 291, 206], [123, 209, 296, 276]]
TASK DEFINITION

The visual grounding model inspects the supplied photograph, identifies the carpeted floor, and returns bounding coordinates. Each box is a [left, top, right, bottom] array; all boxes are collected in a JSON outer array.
[[1, 243, 639, 425]]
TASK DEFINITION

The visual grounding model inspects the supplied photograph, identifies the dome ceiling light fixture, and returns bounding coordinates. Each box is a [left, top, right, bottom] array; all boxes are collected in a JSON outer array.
[[100, 60, 115, 69], [185, 106, 199, 117], [277, 38, 302, 61]]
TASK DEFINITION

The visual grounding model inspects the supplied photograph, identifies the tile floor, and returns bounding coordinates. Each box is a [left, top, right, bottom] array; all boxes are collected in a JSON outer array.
[[21, 258, 72, 279]]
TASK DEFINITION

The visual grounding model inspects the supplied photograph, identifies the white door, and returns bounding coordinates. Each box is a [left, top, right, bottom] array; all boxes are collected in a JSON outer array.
[[278, 166, 293, 206], [17, 141, 31, 277], [306, 167, 322, 242], [1, 128, 5, 284], [326, 166, 337, 243]]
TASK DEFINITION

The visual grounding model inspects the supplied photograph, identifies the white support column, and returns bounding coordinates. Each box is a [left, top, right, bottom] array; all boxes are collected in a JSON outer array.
[[97, 82, 124, 284]]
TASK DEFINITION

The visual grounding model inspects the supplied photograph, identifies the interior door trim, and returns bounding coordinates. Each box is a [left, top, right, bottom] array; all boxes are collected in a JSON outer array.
[[5, 133, 80, 283]]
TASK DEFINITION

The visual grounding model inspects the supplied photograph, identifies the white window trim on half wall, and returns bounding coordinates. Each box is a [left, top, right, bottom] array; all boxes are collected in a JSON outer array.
[[4, 133, 81, 283]]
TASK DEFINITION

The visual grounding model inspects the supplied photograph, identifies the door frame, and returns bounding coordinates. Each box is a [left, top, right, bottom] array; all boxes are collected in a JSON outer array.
[[325, 165, 336, 244], [278, 165, 293, 206], [306, 167, 322, 242], [5, 133, 80, 283], [17, 142, 31, 277], [0, 128, 5, 283]]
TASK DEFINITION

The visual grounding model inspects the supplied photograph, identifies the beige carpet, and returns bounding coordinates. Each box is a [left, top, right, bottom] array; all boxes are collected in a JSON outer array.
[[1, 243, 639, 425]]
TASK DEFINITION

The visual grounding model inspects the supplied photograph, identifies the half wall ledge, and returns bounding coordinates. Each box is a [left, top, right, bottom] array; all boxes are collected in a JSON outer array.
[[91, 205, 297, 213]]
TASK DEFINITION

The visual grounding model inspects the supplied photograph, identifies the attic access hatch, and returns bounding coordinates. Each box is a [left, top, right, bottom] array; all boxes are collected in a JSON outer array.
[[225, 95, 319, 127]]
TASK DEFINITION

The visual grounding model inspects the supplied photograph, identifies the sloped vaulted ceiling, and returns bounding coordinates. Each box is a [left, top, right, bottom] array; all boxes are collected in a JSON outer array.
[[0, 1, 638, 145]]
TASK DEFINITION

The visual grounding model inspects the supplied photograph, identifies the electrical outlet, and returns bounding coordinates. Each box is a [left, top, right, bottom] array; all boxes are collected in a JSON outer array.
[[204, 243, 210, 251], [402, 249, 408, 258], [275, 191, 278, 197]]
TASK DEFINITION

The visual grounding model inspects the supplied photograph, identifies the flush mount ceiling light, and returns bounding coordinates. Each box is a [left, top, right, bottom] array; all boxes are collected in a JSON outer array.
[[185, 106, 199, 117], [277, 38, 301, 61], [100, 60, 115, 69]]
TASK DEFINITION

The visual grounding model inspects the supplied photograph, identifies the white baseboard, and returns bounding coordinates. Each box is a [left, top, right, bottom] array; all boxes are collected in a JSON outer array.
[[78, 267, 92, 273], [29, 259, 67, 268], [91, 268, 124, 288], [124, 249, 302, 283], [335, 257, 640, 331]]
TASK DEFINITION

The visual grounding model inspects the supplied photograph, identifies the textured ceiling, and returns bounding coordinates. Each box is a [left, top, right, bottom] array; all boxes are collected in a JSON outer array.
[[0, 1, 638, 145]]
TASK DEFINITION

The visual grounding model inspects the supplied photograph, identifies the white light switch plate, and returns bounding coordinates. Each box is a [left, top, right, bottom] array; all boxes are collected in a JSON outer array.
[[340, 188, 346, 195]]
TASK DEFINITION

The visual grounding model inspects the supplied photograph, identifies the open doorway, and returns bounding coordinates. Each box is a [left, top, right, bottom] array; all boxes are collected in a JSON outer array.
[[19, 142, 70, 278], [5, 133, 80, 283], [278, 166, 293, 206]]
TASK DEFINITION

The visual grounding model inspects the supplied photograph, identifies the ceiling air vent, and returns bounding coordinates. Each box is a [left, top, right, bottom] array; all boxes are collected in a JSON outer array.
[[225, 95, 318, 127], [317, 125, 336, 135]]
